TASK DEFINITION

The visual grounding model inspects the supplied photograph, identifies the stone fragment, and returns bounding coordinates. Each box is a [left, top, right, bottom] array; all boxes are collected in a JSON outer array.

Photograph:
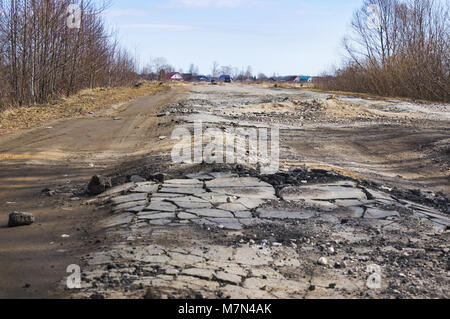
[[87, 175, 112, 195], [111, 193, 148, 205], [126, 205, 146, 213], [335, 200, 371, 207], [152, 193, 183, 198], [197, 193, 231, 204], [145, 201, 178, 212], [187, 209, 233, 218], [178, 212, 198, 220], [364, 208, 399, 219], [131, 182, 159, 194], [175, 276, 220, 291], [177, 201, 212, 209], [281, 185, 367, 201], [168, 252, 205, 265], [164, 179, 203, 186], [318, 257, 328, 265], [302, 200, 339, 211], [8, 212, 34, 227], [215, 271, 242, 285], [209, 186, 276, 200], [206, 178, 276, 200], [218, 203, 248, 211], [258, 209, 315, 220], [138, 212, 176, 220], [365, 188, 393, 200], [159, 187, 206, 195], [234, 211, 253, 218], [234, 247, 272, 266], [206, 177, 269, 188], [96, 183, 135, 197], [113, 200, 148, 213], [170, 196, 211, 209]]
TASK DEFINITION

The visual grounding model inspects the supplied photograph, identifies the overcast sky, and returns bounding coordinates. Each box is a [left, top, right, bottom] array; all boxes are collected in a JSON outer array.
[[102, 0, 364, 76]]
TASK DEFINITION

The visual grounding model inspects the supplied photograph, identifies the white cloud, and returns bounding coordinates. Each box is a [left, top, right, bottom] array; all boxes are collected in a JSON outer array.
[[104, 9, 151, 18], [167, 0, 271, 8], [120, 24, 198, 31]]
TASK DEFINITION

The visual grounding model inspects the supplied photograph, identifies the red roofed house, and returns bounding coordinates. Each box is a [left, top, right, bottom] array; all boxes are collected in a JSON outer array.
[[167, 72, 184, 81]]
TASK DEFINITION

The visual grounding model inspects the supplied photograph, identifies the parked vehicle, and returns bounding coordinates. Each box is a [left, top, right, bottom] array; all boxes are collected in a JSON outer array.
[[198, 76, 210, 82], [219, 75, 232, 83]]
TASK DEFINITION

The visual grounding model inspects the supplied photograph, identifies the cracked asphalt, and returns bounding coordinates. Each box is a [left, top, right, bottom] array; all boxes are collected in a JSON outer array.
[[69, 84, 449, 299]]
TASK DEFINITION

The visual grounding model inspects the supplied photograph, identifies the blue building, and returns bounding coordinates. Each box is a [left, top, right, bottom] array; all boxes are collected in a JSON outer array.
[[219, 75, 232, 83], [295, 76, 313, 83]]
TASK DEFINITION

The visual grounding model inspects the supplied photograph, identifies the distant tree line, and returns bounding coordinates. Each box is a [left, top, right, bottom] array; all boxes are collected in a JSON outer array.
[[0, 0, 138, 108], [141, 58, 257, 81], [325, 0, 449, 102]]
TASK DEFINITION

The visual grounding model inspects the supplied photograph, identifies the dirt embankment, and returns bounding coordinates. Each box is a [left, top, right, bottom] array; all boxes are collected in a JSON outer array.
[[0, 82, 168, 136], [0, 85, 187, 298]]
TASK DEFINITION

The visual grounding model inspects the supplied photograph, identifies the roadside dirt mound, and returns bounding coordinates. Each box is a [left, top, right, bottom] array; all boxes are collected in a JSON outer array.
[[295, 97, 376, 120], [231, 96, 379, 123]]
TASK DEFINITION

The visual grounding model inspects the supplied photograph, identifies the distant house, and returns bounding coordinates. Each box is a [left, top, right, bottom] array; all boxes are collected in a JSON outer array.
[[219, 75, 232, 83], [167, 72, 184, 81], [182, 73, 193, 81], [295, 76, 313, 83], [277, 75, 297, 82]]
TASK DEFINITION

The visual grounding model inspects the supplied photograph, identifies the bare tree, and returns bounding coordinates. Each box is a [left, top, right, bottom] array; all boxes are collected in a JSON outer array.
[[332, 0, 449, 102], [220, 65, 233, 76], [188, 63, 199, 75], [257, 73, 267, 81], [211, 61, 219, 78], [0, 0, 139, 108]]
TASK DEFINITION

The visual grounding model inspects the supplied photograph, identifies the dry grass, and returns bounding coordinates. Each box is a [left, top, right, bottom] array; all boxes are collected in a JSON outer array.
[[256, 82, 315, 90], [274, 82, 315, 89], [253, 82, 447, 104], [0, 81, 168, 135]]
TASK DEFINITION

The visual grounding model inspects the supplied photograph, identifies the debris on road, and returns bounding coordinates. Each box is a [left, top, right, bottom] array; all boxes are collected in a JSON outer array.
[[87, 175, 112, 196], [8, 212, 35, 227], [44, 84, 449, 299]]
